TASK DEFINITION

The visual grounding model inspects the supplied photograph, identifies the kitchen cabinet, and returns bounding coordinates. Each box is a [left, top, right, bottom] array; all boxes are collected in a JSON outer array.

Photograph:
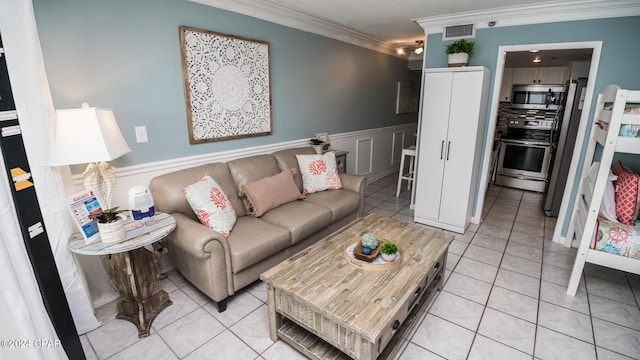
[[414, 67, 490, 233], [499, 68, 514, 102], [538, 67, 568, 84], [512, 66, 567, 85]]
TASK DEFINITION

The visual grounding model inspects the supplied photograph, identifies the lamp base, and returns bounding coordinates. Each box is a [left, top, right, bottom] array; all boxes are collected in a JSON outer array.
[[83, 161, 116, 209]]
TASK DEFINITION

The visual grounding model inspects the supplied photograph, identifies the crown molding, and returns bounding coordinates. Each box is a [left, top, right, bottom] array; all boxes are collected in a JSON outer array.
[[190, 0, 399, 57], [415, 0, 640, 35], [190, 0, 640, 56]]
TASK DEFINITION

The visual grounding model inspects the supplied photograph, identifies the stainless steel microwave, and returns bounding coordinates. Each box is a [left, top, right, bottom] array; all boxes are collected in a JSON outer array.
[[511, 85, 565, 110]]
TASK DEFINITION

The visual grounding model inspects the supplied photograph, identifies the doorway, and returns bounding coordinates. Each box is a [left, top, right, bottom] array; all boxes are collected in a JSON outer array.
[[474, 41, 602, 245]]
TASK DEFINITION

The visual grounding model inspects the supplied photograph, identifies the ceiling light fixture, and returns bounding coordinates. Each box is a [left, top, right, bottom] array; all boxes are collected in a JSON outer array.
[[533, 56, 542, 63], [397, 48, 405, 55], [529, 49, 539, 53], [414, 40, 424, 55]]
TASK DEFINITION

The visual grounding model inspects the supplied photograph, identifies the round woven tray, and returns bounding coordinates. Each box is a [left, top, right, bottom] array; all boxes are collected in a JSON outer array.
[[342, 237, 402, 271]]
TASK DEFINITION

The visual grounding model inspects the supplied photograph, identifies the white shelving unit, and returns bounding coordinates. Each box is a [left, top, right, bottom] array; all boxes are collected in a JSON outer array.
[[413, 67, 490, 233], [565, 84, 640, 296]]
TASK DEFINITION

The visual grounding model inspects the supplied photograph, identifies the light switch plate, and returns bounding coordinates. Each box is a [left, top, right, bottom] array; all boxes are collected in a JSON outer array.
[[135, 126, 148, 143]]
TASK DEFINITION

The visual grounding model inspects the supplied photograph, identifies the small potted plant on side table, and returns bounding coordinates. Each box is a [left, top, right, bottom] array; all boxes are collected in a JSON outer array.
[[379, 241, 399, 262], [90, 207, 127, 243], [310, 138, 324, 154]]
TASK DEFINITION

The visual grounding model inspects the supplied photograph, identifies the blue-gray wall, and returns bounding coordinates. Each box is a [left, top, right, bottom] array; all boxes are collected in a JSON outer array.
[[426, 16, 640, 235], [33, 0, 418, 170], [427, 16, 640, 106]]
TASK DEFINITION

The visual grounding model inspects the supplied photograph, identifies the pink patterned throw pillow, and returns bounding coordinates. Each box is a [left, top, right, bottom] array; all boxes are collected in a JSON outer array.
[[612, 161, 639, 226], [183, 174, 236, 237], [296, 152, 343, 194], [242, 169, 304, 217]]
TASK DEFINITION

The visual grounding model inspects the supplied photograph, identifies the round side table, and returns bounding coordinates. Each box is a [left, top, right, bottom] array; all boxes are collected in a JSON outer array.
[[68, 212, 176, 337]]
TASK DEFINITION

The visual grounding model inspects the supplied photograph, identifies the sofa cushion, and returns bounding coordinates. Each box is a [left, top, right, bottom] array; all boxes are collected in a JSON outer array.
[[183, 174, 237, 238], [228, 154, 281, 187], [228, 155, 282, 212], [150, 162, 246, 218], [227, 217, 291, 273], [296, 152, 343, 194], [242, 169, 304, 217], [305, 189, 361, 221], [272, 147, 317, 192], [260, 201, 332, 244]]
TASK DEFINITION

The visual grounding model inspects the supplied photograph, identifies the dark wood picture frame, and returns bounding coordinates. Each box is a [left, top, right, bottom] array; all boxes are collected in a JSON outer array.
[[179, 25, 272, 144], [395, 81, 420, 114]]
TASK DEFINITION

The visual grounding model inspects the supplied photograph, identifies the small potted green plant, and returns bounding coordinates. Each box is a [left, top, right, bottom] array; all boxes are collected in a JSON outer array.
[[89, 207, 127, 243], [445, 39, 475, 67], [379, 241, 399, 262], [310, 138, 324, 154]]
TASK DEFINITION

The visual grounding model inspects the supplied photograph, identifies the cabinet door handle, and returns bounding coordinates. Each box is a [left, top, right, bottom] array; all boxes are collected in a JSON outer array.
[[440, 141, 444, 160], [446, 141, 451, 161]]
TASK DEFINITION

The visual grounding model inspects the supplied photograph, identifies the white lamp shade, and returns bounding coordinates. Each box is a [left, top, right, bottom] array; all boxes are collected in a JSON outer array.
[[50, 107, 131, 166]]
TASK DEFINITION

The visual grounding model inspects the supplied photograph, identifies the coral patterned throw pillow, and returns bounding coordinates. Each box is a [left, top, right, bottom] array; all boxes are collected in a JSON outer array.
[[612, 161, 639, 226], [183, 174, 236, 237], [296, 152, 343, 194]]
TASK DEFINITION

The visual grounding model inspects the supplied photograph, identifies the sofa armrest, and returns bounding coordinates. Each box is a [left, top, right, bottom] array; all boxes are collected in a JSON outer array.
[[340, 173, 367, 217], [168, 212, 234, 300], [170, 213, 230, 259]]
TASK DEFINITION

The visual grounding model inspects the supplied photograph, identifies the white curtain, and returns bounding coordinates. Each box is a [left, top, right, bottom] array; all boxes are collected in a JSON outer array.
[[0, 1, 100, 359], [0, 165, 66, 358]]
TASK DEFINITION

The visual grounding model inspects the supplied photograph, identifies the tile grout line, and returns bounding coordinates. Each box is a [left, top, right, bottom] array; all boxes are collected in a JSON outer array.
[[465, 187, 531, 359]]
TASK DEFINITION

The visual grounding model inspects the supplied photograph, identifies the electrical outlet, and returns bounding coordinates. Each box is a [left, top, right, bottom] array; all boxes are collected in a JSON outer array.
[[135, 126, 148, 143]]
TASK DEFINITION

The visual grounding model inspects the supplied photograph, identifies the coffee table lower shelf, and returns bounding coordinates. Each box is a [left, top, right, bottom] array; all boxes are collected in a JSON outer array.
[[276, 273, 443, 360]]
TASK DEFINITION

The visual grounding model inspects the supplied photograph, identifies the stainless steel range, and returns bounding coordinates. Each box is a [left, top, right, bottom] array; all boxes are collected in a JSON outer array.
[[495, 118, 555, 192]]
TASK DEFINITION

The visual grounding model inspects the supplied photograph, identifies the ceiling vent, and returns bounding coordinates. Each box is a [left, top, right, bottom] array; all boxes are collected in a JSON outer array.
[[443, 24, 475, 40]]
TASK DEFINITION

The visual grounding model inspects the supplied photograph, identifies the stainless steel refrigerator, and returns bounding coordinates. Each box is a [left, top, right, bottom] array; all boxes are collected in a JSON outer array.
[[544, 78, 588, 217]]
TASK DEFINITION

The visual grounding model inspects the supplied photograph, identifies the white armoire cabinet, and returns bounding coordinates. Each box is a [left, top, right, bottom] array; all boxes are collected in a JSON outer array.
[[414, 67, 490, 233]]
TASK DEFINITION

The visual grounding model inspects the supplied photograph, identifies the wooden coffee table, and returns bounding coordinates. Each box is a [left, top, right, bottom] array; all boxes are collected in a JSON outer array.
[[261, 213, 453, 360]]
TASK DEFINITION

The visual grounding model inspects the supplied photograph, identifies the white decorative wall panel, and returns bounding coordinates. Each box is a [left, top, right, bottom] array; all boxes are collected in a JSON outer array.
[[180, 26, 272, 143], [355, 138, 374, 175], [70, 123, 418, 208], [391, 131, 404, 165]]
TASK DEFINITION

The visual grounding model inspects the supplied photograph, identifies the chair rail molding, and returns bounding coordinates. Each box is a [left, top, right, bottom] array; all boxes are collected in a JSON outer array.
[[68, 123, 418, 207]]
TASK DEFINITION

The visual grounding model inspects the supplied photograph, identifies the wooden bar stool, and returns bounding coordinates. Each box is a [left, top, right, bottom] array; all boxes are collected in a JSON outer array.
[[396, 146, 416, 197]]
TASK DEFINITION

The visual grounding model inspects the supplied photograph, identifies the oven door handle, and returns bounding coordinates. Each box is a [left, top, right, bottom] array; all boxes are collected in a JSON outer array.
[[501, 139, 551, 147], [545, 89, 553, 108]]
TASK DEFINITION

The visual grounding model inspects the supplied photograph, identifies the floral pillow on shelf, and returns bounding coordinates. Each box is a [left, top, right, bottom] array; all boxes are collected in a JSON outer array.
[[296, 152, 343, 194], [183, 174, 236, 238]]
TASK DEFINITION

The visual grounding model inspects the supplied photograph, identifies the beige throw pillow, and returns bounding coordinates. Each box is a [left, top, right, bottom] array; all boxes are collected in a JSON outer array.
[[242, 169, 304, 217]]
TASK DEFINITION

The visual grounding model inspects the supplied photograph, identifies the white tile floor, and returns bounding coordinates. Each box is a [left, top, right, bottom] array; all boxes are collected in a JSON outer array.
[[81, 174, 640, 360]]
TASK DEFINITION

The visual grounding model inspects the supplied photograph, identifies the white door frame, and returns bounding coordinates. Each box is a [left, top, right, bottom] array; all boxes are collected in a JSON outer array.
[[473, 41, 602, 245]]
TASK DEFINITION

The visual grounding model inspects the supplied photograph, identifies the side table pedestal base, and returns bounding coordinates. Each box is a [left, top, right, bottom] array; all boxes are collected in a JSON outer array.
[[116, 290, 172, 337], [109, 247, 172, 337]]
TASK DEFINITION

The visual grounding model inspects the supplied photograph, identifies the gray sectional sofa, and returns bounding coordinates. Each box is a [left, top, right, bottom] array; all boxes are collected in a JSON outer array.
[[149, 147, 366, 311]]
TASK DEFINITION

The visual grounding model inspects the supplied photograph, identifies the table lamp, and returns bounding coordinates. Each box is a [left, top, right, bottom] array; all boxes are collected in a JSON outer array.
[[50, 103, 131, 209]]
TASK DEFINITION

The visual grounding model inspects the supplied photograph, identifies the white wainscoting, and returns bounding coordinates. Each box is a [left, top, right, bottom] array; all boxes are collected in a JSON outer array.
[[391, 131, 405, 165], [355, 137, 373, 175], [69, 123, 418, 208]]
